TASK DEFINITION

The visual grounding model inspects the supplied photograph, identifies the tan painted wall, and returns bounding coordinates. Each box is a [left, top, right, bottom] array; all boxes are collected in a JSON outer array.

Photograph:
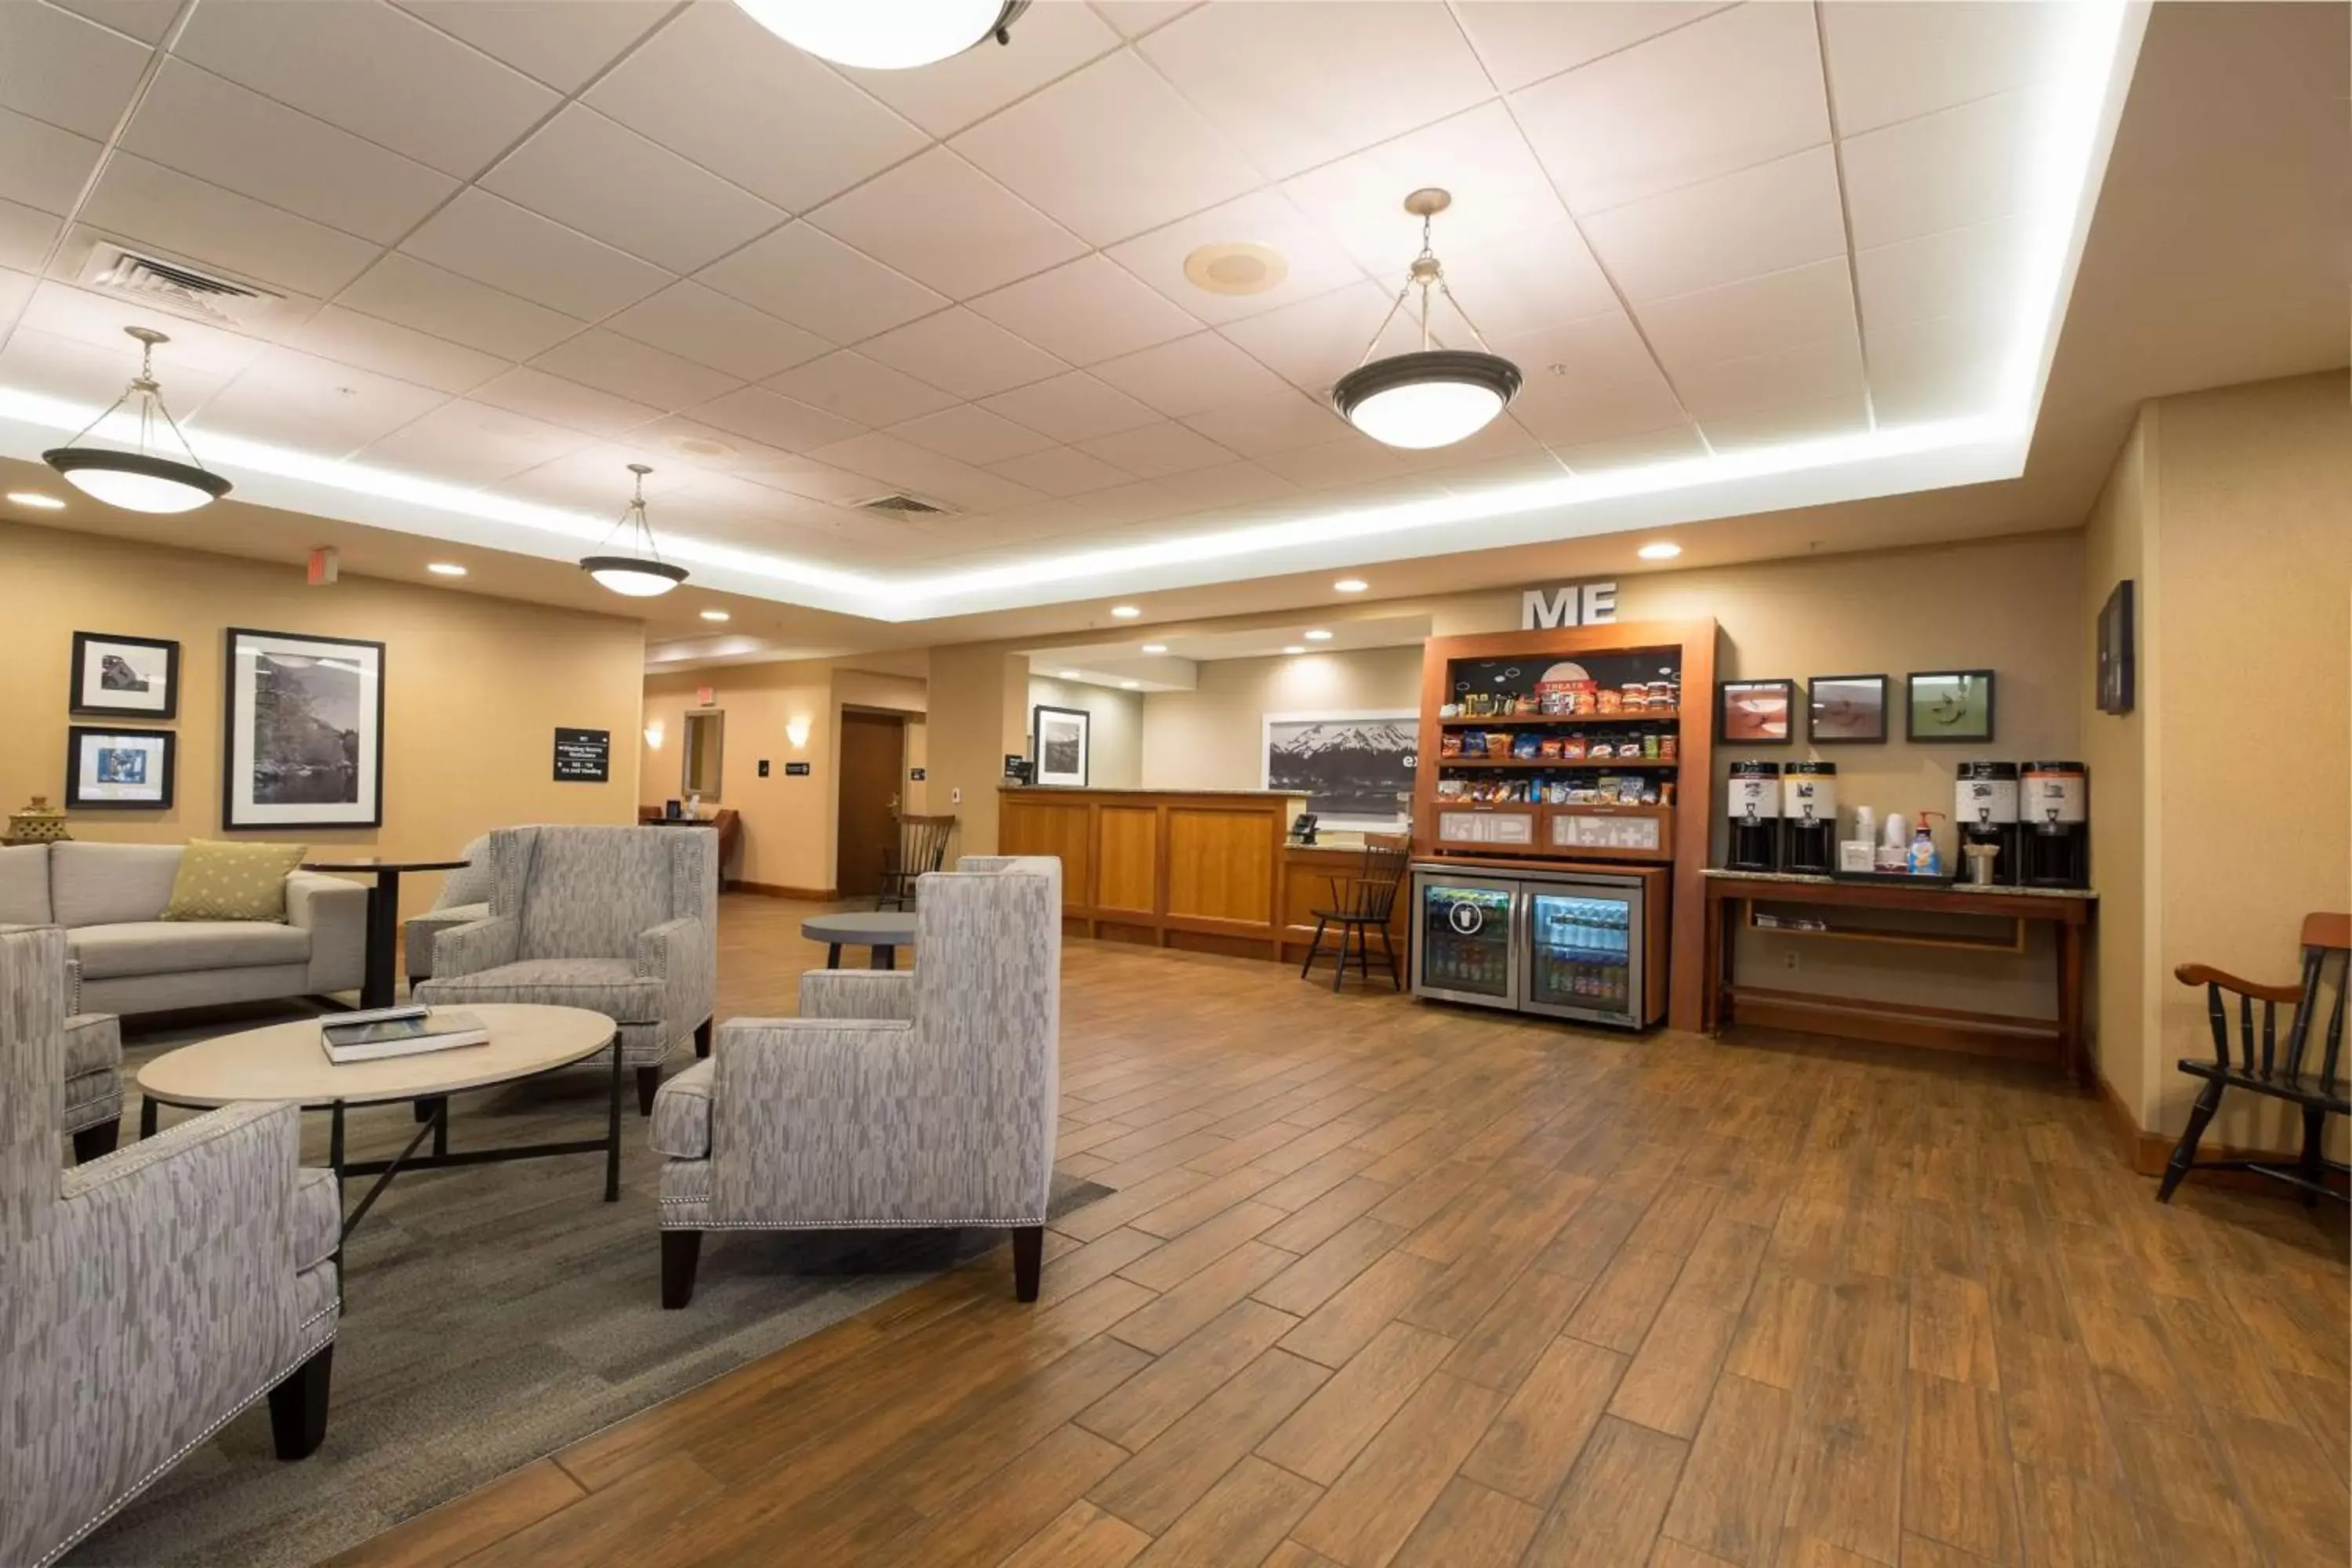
[[1025, 674, 1144, 788], [2, 519, 644, 920], [921, 646, 1026, 856], [1141, 645, 1426, 795]]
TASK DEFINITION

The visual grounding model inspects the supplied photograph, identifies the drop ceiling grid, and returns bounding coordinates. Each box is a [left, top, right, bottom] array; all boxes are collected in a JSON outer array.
[[0, 0, 2073, 577]]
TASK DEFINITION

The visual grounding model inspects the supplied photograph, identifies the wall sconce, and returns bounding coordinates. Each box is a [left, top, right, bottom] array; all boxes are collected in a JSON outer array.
[[785, 717, 812, 749], [644, 722, 664, 749]]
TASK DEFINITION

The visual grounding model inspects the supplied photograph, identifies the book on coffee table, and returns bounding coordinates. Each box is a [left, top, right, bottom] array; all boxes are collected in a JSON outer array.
[[321, 1011, 489, 1064]]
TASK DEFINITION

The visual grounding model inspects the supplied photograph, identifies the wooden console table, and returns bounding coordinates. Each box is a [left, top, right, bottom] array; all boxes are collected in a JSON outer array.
[[1701, 869, 2095, 1080]]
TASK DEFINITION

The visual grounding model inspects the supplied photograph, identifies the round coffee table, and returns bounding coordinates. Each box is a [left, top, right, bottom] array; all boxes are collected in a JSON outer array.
[[800, 910, 918, 969], [137, 1005, 626, 1257]]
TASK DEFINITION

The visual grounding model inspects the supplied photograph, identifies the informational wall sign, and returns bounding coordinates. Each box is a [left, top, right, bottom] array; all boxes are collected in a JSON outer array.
[[909, 767, 926, 781], [1521, 580, 1619, 630], [1004, 753, 1030, 781], [784, 761, 811, 777], [552, 727, 610, 782]]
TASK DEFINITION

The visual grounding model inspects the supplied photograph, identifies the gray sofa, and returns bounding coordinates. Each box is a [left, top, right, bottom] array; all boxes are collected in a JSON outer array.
[[0, 842, 365, 1017], [649, 855, 1061, 1307], [1, 926, 342, 1568]]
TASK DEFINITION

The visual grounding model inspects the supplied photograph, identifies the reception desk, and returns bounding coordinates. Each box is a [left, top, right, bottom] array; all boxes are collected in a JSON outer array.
[[1000, 786, 1402, 964]]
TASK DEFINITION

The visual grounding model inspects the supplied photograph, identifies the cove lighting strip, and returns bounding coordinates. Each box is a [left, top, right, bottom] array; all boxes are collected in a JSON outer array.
[[0, 1, 2140, 622]]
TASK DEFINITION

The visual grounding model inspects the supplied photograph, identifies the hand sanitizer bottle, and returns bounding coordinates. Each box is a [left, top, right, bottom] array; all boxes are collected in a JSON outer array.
[[1907, 811, 1945, 876]]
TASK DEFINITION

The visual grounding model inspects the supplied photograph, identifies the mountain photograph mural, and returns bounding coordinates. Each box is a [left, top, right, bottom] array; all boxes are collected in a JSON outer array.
[[1265, 715, 1417, 823]]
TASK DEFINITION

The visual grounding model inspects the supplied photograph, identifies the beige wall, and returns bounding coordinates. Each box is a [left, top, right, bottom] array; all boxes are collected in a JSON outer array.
[[1141, 645, 1425, 794], [898, 646, 1025, 858], [2, 520, 644, 920], [1025, 673, 1144, 788]]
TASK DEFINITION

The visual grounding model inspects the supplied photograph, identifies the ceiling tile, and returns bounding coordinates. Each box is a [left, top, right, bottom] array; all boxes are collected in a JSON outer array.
[[1840, 86, 2059, 251], [1215, 281, 1392, 391], [1138, 2, 1494, 180], [687, 384, 866, 453], [1074, 420, 1234, 477], [1552, 421, 1708, 474], [695, 222, 946, 344], [530, 328, 739, 412], [1820, 0, 2079, 136], [1440, 220, 1620, 340], [0, 107, 102, 216], [0, 198, 62, 272], [402, 189, 671, 320], [392, 0, 673, 93], [858, 307, 1068, 400], [985, 444, 1136, 496], [763, 350, 957, 427], [481, 106, 785, 274], [1698, 391, 1872, 452], [1512, 2, 1829, 215], [604, 279, 829, 381], [187, 345, 449, 455], [1105, 189, 1366, 328], [499, 440, 701, 510], [1092, 2, 1199, 40], [338, 252, 582, 361], [1499, 310, 1690, 445], [843, 2, 1122, 138], [979, 370, 1162, 443], [951, 50, 1260, 247], [740, 458, 898, 507], [358, 395, 598, 482], [802, 430, 1000, 500], [173, 0, 558, 179], [586, 1, 927, 212], [889, 405, 1058, 466], [121, 61, 459, 247], [970, 255, 1203, 367], [807, 148, 1086, 300], [1091, 329, 1291, 417], [1152, 459, 1298, 509], [81, 153, 382, 296], [1867, 312, 2009, 426], [48, 0, 176, 45], [1581, 144, 1846, 303], [0, 322, 238, 413], [1638, 257, 1859, 375], [1670, 331, 1865, 422], [472, 364, 667, 438], [0, 0, 151, 140], [278, 303, 508, 395], [1452, 2, 1732, 94], [1178, 388, 1345, 458], [1280, 101, 1571, 274], [1255, 434, 1410, 489], [19, 278, 270, 379], [1853, 213, 2031, 336], [0, 265, 35, 321]]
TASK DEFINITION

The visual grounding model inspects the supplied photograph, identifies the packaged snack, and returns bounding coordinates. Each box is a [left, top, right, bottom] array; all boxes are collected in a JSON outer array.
[[1512, 732, 1541, 760], [1539, 737, 1563, 759], [1589, 741, 1615, 760], [1658, 734, 1679, 762], [1596, 689, 1623, 714], [1484, 731, 1513, 759], [1562, 733, 1587, 760], [1573, 689, 1598, 715], [1439, 731, 1464, 757], [1642, 732, 1661, 760]]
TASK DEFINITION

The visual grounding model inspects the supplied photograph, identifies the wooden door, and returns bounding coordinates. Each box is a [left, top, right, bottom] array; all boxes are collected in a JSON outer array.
[[837, 710, 905, 898]]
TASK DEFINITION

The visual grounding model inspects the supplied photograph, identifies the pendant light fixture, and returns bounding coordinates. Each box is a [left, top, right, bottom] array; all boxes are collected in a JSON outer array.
[[42, 326, 231, 513], [732, 0, 1027, 70], [580, 463, 688, 597], [1330, 189, 1522, 451]]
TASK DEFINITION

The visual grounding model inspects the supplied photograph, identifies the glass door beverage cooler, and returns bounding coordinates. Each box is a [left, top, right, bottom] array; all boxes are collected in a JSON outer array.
[[1410, 865, 1669, 1027]]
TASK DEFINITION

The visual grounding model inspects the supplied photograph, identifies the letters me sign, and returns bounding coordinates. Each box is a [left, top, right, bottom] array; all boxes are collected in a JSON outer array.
[[1521, 580, 1619, 630]]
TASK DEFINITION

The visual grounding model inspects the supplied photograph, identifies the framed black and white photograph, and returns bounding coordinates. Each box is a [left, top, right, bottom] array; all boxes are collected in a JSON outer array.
[[1907, 670, 1996, 742], [2097, 580, 2135, 714], [1029, 704, 1091, 788], [1263, 710, 1419, 831], [1718, 680, 1797, 745], [65, 725, 175, 809], [223, 628, 385, 829], [1807, 674, 1887, 743], [69, 631, 179, 719]]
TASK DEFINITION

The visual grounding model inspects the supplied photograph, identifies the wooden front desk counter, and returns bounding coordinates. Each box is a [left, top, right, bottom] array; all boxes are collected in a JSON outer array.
[[998, 786, 1403, 964]]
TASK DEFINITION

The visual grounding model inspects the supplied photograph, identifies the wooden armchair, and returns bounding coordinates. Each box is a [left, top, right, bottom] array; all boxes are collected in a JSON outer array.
[[1299, 835, 1410, 993], [877, 814, 956, 911], [2159, 912, 2348, 1205]]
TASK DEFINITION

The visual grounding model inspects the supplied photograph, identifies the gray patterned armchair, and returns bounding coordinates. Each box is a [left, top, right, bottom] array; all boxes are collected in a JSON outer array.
[[650, 855, 1061, 1306], [403, 832, 492, 984], [416, 826, 717, 1116], [2, 927, 340, 1568]]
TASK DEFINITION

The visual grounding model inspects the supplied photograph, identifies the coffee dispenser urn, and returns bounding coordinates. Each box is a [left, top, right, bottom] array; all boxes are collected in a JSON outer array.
[[1780, 761, 1838, 875], [2020, 761, 2089, 887], [1726, 761, 1781, 872], [1953, 761, 2020, 885]]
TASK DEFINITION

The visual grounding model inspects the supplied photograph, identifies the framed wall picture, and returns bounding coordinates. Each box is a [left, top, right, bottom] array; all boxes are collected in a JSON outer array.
[[1807, 673, 1887, 743], [1263, 710, 1418, 831], [65, 725, 175, 809], [222, 628, 386, 829], [69, 631, 179, 719], [2097, 579, 2135, 714], [1029, 704, 1091, 788], [1907, 670, 1996, 742], [1718, 679, 1797, 745]]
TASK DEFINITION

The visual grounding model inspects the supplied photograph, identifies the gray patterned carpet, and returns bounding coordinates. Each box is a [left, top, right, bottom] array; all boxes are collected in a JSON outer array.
[[67, 1001, 1107, 1567]]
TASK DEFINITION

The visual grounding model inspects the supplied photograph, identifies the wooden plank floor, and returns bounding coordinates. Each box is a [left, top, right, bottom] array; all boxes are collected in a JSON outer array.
[[333, 894, 2350, 1568]]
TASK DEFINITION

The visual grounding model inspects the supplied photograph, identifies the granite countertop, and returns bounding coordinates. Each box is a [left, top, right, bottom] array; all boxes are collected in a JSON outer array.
[[1701, 867, 2097, 900]]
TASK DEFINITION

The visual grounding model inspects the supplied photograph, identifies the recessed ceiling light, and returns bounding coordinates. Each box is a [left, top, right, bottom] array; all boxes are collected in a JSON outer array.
[[1183, 241, 1289, 297], [1120, 680, 1141, 689], [1638, 542, 1682, 561], [1282, 645, 1307, 655], [669, 434, 734, 459], [1141, 643, 1168, 655], [1334, 579, 1369, 593], [700, 608, 731, 622], [7, 491, 65, 510], [1109, 604, 1142, 619], [1303, 629, 1333, 641], [1058, 669, 1081, 679], [426, 561, 466, 577]]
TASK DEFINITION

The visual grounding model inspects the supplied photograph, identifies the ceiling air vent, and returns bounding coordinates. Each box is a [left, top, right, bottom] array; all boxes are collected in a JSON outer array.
[[856, 492, 953, 517], [76, 242, 285, 331]]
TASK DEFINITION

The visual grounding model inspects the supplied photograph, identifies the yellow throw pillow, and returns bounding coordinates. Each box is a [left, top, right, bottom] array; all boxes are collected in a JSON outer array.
[[160, 840, 307, 924]]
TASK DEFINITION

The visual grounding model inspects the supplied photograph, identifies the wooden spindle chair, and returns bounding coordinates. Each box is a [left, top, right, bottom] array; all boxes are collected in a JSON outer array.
[[2159, 912, 2349, 1205], [1300, 835, 1410, 993], [876, 814, 956, 910]]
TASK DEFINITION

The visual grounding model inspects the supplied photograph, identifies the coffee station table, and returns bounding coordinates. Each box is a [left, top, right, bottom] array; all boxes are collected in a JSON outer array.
[[300, 854, 470, 1010]]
